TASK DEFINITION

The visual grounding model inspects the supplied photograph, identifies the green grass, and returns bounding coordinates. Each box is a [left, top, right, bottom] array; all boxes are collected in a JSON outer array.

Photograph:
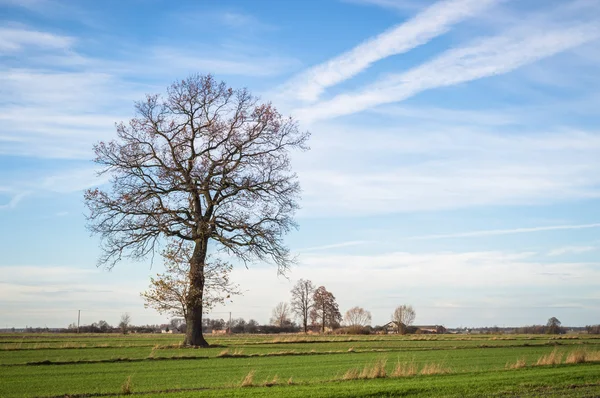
[[1, 333, 599, 397]]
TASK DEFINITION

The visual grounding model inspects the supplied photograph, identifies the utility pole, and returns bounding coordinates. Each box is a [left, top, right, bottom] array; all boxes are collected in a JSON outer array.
[[77, 310, 81, 334], [228, 312, 232, 335]]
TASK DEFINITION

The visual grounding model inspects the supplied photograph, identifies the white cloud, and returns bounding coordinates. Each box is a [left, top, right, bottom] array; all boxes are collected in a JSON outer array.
[[548, 245, 596, 256], [0, 190, 31, 210], [211, 249, 600, 326], [295, 122, 600, 216], [297, 240, 371, 253], [282, 0, 499, 102], [42, 167, 110, 193], [343, 0, 428, 12], [151, 47, 298, 77], [411, 224, 600, 240], [295, 23, 600, 122], [0, 27, 74, 53]]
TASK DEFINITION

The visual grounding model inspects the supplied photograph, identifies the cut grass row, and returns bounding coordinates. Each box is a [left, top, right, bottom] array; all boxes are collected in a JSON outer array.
[[2, 345, 600, 397], [2, 338, 600, 366], [134, 364, 600, 398]]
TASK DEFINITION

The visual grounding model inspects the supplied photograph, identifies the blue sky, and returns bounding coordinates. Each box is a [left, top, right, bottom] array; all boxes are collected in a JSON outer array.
[[1, 0, 600, 329]]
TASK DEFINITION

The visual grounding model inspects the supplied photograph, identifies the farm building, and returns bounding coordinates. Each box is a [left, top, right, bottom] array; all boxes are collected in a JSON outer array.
[[382, 322, 446, 334]]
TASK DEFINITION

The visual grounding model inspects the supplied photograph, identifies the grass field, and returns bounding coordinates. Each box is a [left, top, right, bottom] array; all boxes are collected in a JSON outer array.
[[1, 333, 600, 397]]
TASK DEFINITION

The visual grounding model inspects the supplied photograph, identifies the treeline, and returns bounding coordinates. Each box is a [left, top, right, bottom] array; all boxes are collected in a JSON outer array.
[[586, 325, 600, 334], [514, 317, 566, 334], [203, 318, 300, 334]]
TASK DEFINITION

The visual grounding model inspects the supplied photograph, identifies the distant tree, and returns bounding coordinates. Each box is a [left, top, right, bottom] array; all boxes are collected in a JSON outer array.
[[546, 317, 562, 334], [119, 313, 131, 334], [344, 306, 372, 327], [392, 305, 416, 334], [141, 240, 240, 319], [270, 302, 292, 327], [585, 325, 600, 334], [290, 279, 315, 333], [230, 318, 247, 334], [310, 286, 342, 333], [97, 320, 111, 333], [245, 319, 259, 334], [84, 74, 309, 347], [170, 318, 186, 333]]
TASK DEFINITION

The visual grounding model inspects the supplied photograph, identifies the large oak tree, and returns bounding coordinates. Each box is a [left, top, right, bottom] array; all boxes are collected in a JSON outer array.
[[85, 74, 309, 347]]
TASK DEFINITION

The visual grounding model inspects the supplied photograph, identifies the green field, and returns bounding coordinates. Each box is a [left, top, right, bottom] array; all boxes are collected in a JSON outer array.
[[1, 333, 600, 397]]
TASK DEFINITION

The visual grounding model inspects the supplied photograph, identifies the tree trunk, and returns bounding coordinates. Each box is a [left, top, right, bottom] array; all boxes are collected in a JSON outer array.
[[321, 302, 325, 333], [184, 238, 209, 347]]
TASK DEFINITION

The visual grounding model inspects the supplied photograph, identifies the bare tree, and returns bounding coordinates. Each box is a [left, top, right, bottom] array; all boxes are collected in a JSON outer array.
[[392, 305, 416, 334], [310, 286, 341, 333], [270, 302, 291, 327], [85, 74, 309, 347], [141, 240, 240, 319], [547, 317, 562, 335], [119, 313, 131, 334], [290, 279, 315, 333], [344, 306, 372, 327]]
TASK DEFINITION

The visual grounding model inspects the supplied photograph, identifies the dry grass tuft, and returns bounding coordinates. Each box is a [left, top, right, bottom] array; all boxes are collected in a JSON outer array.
[[505, 357, 527, 369], [241, 370, 255, 387], [263, 375, 279, 387], [359, 358, 387, 379], [218, 348, 244, 357], [420, 363, 450, 375], [586, 351, 600, 361], [342, 368, 360, 380], [347, 347, 355, 352], [565, 350, 587, 364], [287, 377, 294, 385], [218, 349, 230, 357], [536, 349, 563, 366], [391, 360, 417, 377], [121, 376, 133, 395]]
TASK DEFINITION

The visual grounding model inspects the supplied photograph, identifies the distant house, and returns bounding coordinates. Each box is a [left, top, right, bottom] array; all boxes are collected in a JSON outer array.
[[414, 325, 446, 334], [382, 322, 446, 334], [383, 321, 400, 334]]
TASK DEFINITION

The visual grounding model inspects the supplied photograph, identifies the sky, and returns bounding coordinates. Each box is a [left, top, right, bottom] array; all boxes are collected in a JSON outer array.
[[1, 0, 600, 329]]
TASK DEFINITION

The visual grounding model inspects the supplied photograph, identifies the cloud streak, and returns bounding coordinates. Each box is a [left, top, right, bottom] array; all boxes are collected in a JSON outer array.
[[296, 23, 600, 122], [283, 0, 499, 101], [0, 26, 73, 53], [410, 223, 600, 240]]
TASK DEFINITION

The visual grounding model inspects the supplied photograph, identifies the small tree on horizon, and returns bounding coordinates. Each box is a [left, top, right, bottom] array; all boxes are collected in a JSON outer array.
[[290, 279, 315, 333], [270, 302, 292, 327], [310, 286, 341, 333], [546, 317, 562, 334], [392, 305, 416, 334], [344, 306, 372, 327], [119, 313, 131, 334]]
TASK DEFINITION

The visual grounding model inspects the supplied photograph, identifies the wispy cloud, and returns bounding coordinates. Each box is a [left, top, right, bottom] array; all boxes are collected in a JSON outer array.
[[410, 223, 600, 240], [297, 240, 370, 253], [282, 0, 499, 102], [296, 23, 600, 122], [0, 190, 31, 210], [0, 26, 74, 53], [151, 47, 296, 77], [218, 11, 276, 31], [343, 0, 427, 12], [548, 245, 596, 256], [296, 121, 600, 216]]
